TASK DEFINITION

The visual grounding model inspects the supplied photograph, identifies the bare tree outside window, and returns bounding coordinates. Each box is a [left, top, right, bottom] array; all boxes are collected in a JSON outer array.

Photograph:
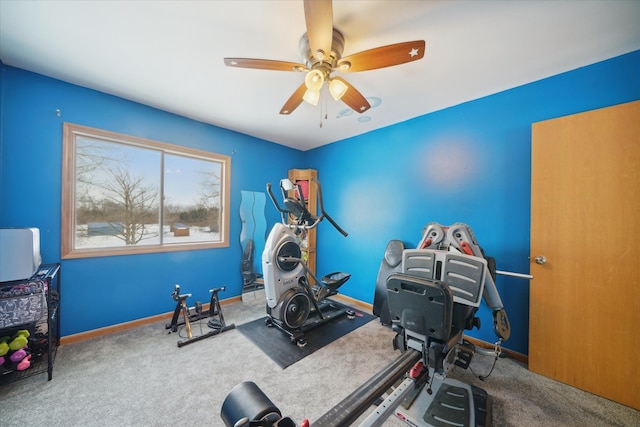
[[102, 165, 160, 245], [62, 123, 230, 259]]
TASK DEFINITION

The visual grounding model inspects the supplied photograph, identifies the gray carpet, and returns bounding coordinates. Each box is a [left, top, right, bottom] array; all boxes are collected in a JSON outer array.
[[0, 290, 638, 426]]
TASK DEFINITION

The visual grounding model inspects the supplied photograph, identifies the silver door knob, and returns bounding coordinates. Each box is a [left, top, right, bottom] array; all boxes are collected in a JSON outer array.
[[534, 256, 547, 265]]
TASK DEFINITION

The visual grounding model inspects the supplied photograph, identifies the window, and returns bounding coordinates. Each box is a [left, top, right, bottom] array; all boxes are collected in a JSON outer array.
[[62, 123, 230, 259]]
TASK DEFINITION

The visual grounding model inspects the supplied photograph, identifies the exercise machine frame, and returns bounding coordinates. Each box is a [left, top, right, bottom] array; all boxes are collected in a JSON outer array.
[[221, 222, 533, 426], [166, 285, 235, 347], [262, 177, 351, 348]]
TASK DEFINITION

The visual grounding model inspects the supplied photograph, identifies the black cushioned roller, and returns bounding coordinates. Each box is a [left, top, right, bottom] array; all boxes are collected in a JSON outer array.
[[220, 381, 281, 427]]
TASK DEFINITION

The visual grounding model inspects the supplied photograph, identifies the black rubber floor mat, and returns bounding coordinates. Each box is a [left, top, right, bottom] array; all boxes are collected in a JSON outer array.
[[237, 304, 374, 369]]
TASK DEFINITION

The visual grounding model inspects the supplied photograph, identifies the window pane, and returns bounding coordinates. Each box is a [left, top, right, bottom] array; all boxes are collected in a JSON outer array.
[[62, 122, 230, 259], [74, 137, 161, 249], [163, 154, 223, 244]]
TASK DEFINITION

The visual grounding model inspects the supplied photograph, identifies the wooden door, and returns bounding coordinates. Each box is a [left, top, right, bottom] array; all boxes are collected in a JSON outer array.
[[529, 100, 640, 410]]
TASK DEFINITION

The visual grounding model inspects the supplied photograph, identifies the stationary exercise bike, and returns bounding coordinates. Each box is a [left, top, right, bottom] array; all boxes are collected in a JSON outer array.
[[262, 177, 352, 348], [166, 285, 235, 347]]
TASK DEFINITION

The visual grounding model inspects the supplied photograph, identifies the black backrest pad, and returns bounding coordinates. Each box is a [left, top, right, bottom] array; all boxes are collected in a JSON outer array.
[[373, 240, 405, 320], [386, 273, 453, 341]]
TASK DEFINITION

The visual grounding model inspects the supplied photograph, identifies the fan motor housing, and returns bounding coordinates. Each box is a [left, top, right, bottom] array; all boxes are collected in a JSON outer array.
[[299, 28, 345, 69]]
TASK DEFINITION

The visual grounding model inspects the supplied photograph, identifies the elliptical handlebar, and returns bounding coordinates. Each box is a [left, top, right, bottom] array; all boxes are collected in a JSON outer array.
[[315, 178, 348, 237], [265, 177, 348, 237], [266, 182, 290, 221]]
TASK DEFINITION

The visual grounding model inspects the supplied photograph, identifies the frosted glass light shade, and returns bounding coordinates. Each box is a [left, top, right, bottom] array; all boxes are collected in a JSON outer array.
[[304, 69, 324, 91], [329, 79, 348, 101], [303, 89, 320, 106]]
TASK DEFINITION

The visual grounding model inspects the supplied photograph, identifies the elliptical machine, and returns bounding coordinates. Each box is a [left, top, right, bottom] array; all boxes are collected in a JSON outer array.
[[262, 177, 352, 348]]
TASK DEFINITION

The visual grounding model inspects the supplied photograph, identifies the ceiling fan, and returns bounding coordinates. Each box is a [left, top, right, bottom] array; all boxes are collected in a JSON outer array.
[[223, 0, 425, 115]]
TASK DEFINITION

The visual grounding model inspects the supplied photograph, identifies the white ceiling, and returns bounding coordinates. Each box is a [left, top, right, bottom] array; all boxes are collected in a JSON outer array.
[[1, 1, 639, 151]]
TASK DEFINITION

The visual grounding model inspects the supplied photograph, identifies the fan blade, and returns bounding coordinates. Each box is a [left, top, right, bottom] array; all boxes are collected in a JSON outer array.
[[333, 77, 371, 114], [303, 0, 333, 61], [280, 83, 307, 115], [224, 58, 306, 72], [337, 40, 425, 73]]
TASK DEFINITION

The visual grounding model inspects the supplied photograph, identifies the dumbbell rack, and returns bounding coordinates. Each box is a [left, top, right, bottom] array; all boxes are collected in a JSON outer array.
[[0, 263, 60, 385]]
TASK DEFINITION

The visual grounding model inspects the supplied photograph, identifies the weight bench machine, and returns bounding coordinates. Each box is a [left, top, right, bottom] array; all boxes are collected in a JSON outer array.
[[166, 285, 235, 347], [221, 222, 525, 426]]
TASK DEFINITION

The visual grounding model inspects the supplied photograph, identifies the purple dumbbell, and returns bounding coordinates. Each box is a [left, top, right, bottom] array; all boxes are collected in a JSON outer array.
[[10, 348, 27, 363]]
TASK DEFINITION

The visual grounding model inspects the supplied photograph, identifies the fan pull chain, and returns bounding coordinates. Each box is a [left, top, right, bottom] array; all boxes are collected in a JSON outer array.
[[319, 89, 329, 128], [319, 89, 325, 128], [324, 90, 328, 120]]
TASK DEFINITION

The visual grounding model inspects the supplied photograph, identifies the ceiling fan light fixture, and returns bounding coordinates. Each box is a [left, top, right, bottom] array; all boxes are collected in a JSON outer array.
[[304, 69, 325, 91], [224, 3, 426, 116], [329, 78, 348, 101], [303, 88, 321, 106]]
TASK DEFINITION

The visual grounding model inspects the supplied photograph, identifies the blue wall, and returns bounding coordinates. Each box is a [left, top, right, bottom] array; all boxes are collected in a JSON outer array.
[[0, 65, 303, 336], [1, 50, 638, 354], [308, 50, 640, 355]]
